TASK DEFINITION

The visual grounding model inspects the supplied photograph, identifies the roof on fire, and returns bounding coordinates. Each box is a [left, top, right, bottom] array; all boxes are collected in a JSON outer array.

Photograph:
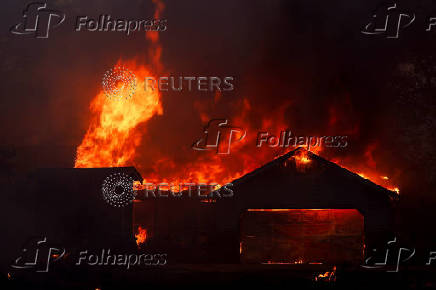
[[231, 147, 399, 202]]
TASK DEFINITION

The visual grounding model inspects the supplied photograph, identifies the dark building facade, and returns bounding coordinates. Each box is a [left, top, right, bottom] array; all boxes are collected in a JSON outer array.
[[6, 148, 397, 267], [135, 148, 398, 265]]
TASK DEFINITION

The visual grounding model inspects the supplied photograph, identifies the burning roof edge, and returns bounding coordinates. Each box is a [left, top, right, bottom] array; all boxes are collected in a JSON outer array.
[[230, 147, 399, 202]]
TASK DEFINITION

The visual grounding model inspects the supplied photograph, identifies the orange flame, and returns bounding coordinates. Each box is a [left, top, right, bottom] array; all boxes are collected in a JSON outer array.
[[73, 0, 399, 195], [74, 61, 163, 168], [294, 149, 311, 164], [75, 1, 165, 168], [314, 266, 336, 282], [135, 226, 147, 246]]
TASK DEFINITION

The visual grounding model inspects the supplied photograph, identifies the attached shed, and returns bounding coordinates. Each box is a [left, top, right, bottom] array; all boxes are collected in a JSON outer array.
[[22, 167, 142, 251]]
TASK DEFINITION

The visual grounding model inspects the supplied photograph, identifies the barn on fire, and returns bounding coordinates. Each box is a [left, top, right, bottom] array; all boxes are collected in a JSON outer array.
[[135, 148, 399, 265], [16, 148, 398, 267]]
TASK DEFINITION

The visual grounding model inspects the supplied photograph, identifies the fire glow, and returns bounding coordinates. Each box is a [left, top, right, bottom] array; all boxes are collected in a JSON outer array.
[[73, 0, 399, 196], [74, 61, 163, 168]]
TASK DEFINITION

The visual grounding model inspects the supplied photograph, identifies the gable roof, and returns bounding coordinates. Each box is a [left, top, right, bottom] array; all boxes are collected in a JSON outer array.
[[231, 147, 399, 202]]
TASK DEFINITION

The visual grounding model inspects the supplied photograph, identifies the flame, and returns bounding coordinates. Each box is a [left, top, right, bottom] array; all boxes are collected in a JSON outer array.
[[75, 0, 164, 168], [315, 271, 336, 282], [336, 164, 399, 195], [135, 226, 147, 246], [139, 98, 294, 185], [391, 187, 400, 194], [292, 258, 304, 264], [330, 144, 400, 195], [294, 148, 311, 166], [314, 266, 337, 282], [73, 0, 399, 196], [74, 61, 163, 168]]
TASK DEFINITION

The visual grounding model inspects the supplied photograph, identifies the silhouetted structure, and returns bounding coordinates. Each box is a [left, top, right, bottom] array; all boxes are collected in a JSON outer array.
[[135, 148, 398, 264]]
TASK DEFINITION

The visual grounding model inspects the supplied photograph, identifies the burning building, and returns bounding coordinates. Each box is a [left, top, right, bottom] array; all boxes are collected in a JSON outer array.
[[134, 148, 398, 265], [20, 147, 397, 267]]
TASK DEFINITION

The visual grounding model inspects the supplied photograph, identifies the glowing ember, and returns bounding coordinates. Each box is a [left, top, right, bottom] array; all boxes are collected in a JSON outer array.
[[135, 226, 147, 246], [351, 170, 399, 195], [262, 259, 304, 265], [390, 187, 400, 194], [293, 148, 311, 172], [314, 266, 337, 282], [200, 199, 217, 203], [291, 258, 304, 264], [295, 153, 311, 164]]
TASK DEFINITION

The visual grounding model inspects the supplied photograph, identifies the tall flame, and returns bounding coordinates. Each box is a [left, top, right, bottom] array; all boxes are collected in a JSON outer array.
[[74, 61, 163, 168], [74, 0, 399, 194], [75, 0, 165, 169]]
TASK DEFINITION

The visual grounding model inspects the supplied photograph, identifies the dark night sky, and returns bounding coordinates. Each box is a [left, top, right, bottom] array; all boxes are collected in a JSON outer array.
[[1, 0, 436, 245]]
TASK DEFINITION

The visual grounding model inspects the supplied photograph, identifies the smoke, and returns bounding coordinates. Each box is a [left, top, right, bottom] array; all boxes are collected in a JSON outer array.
[[1, 1, 436, 236]]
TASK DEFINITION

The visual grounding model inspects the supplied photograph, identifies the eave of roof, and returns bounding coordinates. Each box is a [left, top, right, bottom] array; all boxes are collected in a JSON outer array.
[[231, 147, 399, 202]]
